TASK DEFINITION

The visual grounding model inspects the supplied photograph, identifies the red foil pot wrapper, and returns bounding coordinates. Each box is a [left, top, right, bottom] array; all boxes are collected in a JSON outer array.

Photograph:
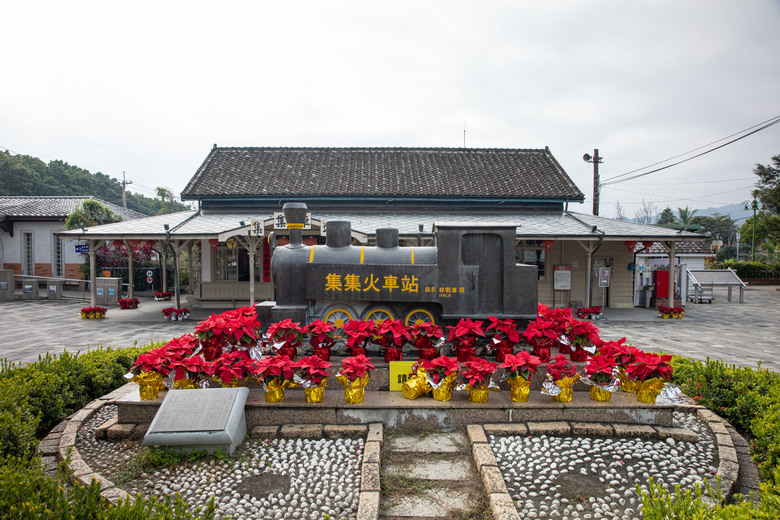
[[569, 348, 589, 362], [533, 346, 551, 363], [456, 346, 475, 362], [350, 347, 367, 357], [384, 347, 403, 363], [495, 346, 513, 363], [313, 346, 331, 361], [417, 347, 438, 361], [278, 346, 297, 360]]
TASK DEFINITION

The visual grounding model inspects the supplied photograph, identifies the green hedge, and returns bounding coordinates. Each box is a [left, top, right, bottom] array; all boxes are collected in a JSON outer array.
[[709, 261, 780, 279]]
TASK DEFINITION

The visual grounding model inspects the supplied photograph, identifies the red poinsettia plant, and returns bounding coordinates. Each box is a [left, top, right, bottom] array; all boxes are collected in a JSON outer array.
[[566, 320, 602, 349], [213, 350, 255, 384], [422, 355, 460, 385], [296, 355, 332, 386], [162, 334, 199, 358], [626, 351, 674, 382], [584, 354, 618, 384], [131, 347, 176, 376], [306, 320, 341, 350], [118, 298, 139, 309], [485, 317, 520, 351], [409, 322, 444, 350], [599, 339, 641, 368], [267, 319, 305, 349], [447, 318, 485, 350], [546, 354, 579, 381], [342, 319, 376, 352], [373, 319, 412, 349], [538, 304, 575, 336], [499, 351, 541, 380], [338, 354, 375, 382], [194, 312, 233, 358], [250, 355, 297, 385], [575, 306, 602, 320], [521, 318, 560, 349], [222, 306, 262, 347], [171, 354, 217, 382], [460, 358, 498, 389]]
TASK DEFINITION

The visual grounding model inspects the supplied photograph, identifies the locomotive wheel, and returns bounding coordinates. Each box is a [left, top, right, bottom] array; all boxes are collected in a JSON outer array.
[[362, 306, 395, 325], [404, 307, 438, 326], [323, 305, 357, 329]]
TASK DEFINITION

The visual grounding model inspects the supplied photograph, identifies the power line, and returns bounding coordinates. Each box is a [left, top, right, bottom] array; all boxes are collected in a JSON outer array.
[[601, 115, 780, 187]]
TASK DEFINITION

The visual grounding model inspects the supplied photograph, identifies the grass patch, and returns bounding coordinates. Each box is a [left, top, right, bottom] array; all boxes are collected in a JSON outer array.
[[448, 489, 492, 520], [380, 473, 436, 496]]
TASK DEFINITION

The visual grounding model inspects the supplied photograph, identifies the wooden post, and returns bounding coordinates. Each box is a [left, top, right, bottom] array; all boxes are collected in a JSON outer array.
[[88, 240, 97, 307], [125, 239, 134, 300]]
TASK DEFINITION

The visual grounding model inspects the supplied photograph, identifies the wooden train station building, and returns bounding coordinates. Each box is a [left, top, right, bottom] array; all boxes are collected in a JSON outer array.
[[60, 146, 702, 313]]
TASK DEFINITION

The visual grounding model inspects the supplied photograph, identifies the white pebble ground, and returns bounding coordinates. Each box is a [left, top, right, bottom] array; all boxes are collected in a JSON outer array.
[[489, 412, 717, 520], [77, 406, 363, 520]]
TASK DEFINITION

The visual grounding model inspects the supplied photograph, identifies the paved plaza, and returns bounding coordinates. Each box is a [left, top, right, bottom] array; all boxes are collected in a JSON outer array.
[[0, 285, 778, 371]]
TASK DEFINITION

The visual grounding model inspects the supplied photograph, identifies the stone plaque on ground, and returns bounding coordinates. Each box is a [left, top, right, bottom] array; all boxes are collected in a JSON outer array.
[[143, 387, 249, 455]]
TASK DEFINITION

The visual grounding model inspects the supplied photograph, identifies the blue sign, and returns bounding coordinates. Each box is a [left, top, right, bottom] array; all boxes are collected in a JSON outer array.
[[75, 244, 89, 253]]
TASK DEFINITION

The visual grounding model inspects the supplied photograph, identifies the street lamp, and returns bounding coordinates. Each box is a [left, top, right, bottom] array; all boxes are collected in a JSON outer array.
[[743, 198, 759, 262], [583, 150, 603, 216]]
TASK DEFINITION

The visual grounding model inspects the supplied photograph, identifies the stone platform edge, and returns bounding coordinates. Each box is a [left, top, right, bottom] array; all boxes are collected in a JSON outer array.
[[39, 384, 745, 520]]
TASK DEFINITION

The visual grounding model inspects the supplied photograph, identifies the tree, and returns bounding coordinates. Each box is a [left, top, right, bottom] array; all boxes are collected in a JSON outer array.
[[64, 200, 122, 229], [740, 210, 780, 262], [657, 207, 677, 226], [634, 198, 658, 225], [753, 154, 780, 214], [677, 206, 697, 230], [155, 186, 176, 215], [614, 201, 628, 221], [690, 213, 738, 244]]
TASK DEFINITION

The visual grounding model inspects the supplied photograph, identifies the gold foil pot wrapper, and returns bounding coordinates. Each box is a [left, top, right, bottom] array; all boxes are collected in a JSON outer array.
[[220, 377, 246, 388], [636, 378, 665, 404], [304, 377, 328, 403], [402, 367, 431, 400], [506, 375, 531, 403], [133, 371, 165, 400], [263, 377, 293, 403], [589, 385, 612, 402], [431, 373, 457, 401], [337, 375, 370, 404], [174, 378, 198, 390], [465, 381, 500, 403], [618, 367, 639, 393], [541, 375, 580, 402]]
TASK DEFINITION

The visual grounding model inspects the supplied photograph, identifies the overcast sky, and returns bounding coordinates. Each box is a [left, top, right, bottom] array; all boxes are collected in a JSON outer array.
[[2, 1, 779, 219]]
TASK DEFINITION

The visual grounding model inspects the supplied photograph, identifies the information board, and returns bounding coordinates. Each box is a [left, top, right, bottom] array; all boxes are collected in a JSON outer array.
[[553, 265, 571, 291]]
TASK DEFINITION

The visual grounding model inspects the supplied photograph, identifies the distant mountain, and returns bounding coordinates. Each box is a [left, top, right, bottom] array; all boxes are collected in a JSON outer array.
[[689, 203, 753, 222]]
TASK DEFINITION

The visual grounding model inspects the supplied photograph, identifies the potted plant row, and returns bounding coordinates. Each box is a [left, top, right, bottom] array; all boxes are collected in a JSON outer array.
[[118, 297, 139, 309], [162, 307, 190, 320], [80, 306, 107, 319]]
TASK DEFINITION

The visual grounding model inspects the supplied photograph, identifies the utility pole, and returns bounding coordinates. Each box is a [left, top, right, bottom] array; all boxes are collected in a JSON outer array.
[[583, 150, 603, 216], [121, 171, 133, 209]]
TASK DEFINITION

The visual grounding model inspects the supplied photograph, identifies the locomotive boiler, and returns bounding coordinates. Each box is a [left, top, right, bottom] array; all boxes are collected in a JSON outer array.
[[269, 202, 538, 326]]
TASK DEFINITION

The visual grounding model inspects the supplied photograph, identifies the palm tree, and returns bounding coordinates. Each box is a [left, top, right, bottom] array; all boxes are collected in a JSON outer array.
[[677, 206, 697, 230]]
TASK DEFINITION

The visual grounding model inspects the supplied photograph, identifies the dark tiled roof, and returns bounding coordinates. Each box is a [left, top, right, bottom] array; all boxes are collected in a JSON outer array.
[[636, 240, 712, 255], [0, 196, 145, 221], [181, 147, 585, 201]]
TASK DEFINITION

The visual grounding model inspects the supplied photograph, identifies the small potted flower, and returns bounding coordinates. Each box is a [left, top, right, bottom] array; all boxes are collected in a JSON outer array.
[[538, 305, 575, 354], [447, 318, 485, 362], [213, 350, 253, 387], [118, 297, 139, 309], [250, 355, 297, 402], [80, 306, 108, 319], [193, 313, 232, 360], [170, 353, 216, 390], [154, 290, 173, 301], [542, 354, 580, 402], [485, 317, 520, 362], [401, 361, 432, 400], [575, 306, 602, 320], [295, 355, 332, 403], [582, 354, 620, 401], [626, 351, 674, 404], [409, 322, 444, 360], [128, 347, 173, 400], [459, 357, 499, 403], [600, 339, 641, 393], [672, 306, 685, 319], [225, 307, 261, 350], [305, 320, 340, 361], [335, 355, 375, 404], [521, 318, 558, 362], [373, 319, 412, 362], [565, 319, 602, 362], [342, 319, 375, 357], [267, 319, 305, 360], [499, 351, 541, 402], [422, 355, 461, 401]]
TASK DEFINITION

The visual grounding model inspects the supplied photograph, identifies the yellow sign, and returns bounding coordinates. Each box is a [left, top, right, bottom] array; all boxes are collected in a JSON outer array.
[[226, 237, 237, 249], [388, 361, 418, 392]]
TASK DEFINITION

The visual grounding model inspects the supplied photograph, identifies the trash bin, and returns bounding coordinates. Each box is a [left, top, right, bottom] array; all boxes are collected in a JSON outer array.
[[95, 277, 121, 306], [47, 279, 63, 300], [0, 270, 13, 302]]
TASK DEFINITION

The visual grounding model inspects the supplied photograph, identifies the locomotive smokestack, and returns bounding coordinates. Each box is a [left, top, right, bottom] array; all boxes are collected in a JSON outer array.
[[326, 221, 351, 249], [376, 228, 399, 248], [282, 202, 307, 247]]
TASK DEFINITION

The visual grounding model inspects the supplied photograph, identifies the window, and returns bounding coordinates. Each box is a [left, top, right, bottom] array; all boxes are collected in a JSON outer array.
[[516, 240, 546, 280], [54, 237, 63, 277], [23, 232, 33, 275], [215, 247, 250, 281]]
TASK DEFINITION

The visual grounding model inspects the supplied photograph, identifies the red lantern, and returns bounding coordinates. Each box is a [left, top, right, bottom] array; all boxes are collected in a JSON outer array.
[[542, 240, 554, 251], [276, 237, 289, 246], [304, 236, 317, 246], [209, 239, 220, 251], [128, 239, 141, 248], [625, 241, 637, 252], [112, 240, 125, 250], [195, 242, 202, 249], [642, 241, 654, 250], [145, 240, 156, 248]]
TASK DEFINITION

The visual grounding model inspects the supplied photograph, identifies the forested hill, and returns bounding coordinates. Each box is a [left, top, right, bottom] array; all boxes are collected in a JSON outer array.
[[0, 151, 188, 216]]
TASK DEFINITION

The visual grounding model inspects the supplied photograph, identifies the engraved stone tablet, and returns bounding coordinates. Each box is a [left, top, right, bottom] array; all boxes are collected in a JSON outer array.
[[143, 387, 249, 455]]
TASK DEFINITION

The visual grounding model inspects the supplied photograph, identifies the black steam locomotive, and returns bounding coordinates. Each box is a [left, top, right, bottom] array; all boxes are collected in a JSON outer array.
[[269, 202, 538, 326]]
